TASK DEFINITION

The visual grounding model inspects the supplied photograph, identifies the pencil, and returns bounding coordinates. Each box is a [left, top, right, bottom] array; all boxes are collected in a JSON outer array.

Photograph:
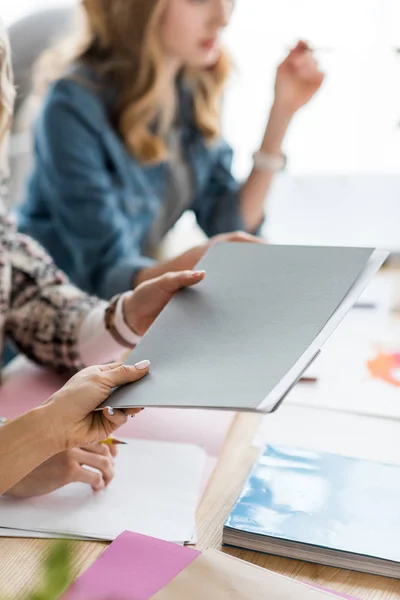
[[299, 376, 318, 383], [100, 438, 127, 446], [353, 302, 377, 310], [307, 45, 334, 53]]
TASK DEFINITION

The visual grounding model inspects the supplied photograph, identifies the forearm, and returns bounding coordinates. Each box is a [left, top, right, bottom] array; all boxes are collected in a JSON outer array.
[[240, 103, 293, 232], [78, 294, 141, 365], [0, 408, 58, 495]]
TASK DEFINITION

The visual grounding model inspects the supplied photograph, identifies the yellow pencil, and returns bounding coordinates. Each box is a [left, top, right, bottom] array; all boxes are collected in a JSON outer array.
[[100, 438, 127, 446]]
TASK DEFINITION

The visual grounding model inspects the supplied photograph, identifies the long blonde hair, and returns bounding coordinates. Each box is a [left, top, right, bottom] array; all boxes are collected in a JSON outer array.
[[37, 0, 231, 164]]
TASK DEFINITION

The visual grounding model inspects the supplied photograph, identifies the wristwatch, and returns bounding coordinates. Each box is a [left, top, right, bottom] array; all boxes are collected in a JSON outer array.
[[252, 150, 287, 173]]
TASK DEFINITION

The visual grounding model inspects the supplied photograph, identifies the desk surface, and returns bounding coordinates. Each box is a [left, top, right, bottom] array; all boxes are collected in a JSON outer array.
[[1, 265, 400, 599], [1, 409, 400, 599]]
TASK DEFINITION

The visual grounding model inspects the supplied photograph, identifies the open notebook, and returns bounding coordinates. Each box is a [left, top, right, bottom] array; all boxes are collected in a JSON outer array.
[[102, 243, 387, 413]]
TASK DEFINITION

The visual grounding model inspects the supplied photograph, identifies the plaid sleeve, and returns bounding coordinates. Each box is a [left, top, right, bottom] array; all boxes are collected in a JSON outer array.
[[4, 232, 99, 373]]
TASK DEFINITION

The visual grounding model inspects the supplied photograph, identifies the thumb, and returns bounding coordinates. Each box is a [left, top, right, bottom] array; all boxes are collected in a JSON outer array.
[[99, 361, 151, 389]]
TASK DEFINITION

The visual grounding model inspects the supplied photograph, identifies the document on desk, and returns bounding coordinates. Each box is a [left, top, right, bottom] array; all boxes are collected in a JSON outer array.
[[63, 531, 201, 600], [102, 243, 387, 414], [0, 528, 95, 540], [0, 440, 204, 542], [288, 309, 400, 419]]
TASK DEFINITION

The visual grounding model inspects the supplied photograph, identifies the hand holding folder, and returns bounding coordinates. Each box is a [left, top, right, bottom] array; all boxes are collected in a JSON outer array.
[[102, 243, 387, 414]]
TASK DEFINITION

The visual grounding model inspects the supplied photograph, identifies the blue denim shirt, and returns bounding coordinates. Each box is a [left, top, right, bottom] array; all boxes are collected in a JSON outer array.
[[18, 68, 247, 299]]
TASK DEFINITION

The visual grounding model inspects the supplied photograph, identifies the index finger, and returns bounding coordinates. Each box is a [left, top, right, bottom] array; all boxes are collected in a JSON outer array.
[[157, 270, 206, 293], [218, 232, 265, 244]]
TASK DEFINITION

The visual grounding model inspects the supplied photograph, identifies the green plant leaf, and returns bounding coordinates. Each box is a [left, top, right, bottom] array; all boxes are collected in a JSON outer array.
[[26, 541, 73, 600]]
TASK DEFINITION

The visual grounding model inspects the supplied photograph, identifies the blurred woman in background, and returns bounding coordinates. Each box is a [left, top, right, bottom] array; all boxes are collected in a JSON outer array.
[[18, 0, 324, 299]]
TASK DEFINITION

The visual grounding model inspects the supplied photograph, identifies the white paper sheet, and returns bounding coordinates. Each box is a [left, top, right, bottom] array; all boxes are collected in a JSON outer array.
[[0, 440, 204, 542], [255, 404, 400, 467], [0, 528, 95, 540], [355, 270, 399, 313], [287, 309, 400, 419]]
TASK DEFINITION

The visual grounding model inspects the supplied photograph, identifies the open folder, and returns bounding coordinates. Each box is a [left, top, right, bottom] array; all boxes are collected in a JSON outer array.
[[102, 243, 387, 413]]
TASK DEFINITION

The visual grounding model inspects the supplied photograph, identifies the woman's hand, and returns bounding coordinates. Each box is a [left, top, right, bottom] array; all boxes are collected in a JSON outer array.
[[172, 231, 264, 274], [4, 443, 116, 498], [273, 40, 325, 117], [124, 269, 205, 337], [43, 361, 150, 452], [129, 232, 263, 334]]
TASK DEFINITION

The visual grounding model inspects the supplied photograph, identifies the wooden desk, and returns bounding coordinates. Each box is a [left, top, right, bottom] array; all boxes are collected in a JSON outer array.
[[1, 409, 400, 599]]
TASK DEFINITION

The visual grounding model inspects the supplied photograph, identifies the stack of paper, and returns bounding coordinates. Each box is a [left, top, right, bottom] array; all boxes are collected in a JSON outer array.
[[224, 444, 400, 578], [63, 531, 359, 600], [0, 359, 235, 541], [0, 440, 205, 543]]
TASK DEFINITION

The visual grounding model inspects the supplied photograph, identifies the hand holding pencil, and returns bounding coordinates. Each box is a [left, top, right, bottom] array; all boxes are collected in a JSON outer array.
[[274, 40, 325, 116]]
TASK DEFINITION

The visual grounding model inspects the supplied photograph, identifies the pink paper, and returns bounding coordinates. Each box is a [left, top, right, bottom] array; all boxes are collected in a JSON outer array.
[[63, 531, 359, 600], [63, 531, 200, 600], [0, 359, 234, 457]]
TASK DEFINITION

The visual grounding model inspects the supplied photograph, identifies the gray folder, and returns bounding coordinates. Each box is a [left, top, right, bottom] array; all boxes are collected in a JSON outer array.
[[102, 243, 387, 413]]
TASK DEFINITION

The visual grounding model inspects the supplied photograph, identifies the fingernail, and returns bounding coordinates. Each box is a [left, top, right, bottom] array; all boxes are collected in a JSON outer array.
[[193, 270, 205, 276], [107, 407, 115, 416], [134, 360, 150, 370]]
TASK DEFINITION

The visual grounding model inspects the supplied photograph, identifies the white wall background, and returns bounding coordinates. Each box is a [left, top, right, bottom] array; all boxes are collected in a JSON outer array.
[[222, 0, 400, 177]]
